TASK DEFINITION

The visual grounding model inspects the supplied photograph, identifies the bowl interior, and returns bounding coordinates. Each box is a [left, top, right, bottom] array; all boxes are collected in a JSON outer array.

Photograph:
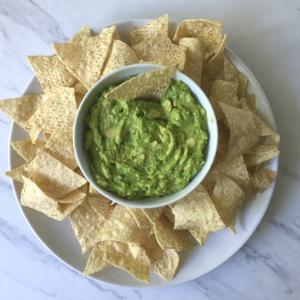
[[74, 64, 218, 208]]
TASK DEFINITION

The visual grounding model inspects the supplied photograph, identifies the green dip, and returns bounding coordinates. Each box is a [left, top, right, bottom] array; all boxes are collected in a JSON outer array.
[[85, 79, 208, 199]]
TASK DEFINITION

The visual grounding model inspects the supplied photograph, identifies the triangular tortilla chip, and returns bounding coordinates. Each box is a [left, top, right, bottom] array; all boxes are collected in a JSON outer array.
[[72, 81, 87, 95], [130, 15, 169, 46], [211, 175, 245, 227], [178, 37, 204, 85], [127, 208, 152, 229], [21, 176, 85, 221], [220, 103, 259, 158], [163, 206, 175, 223], [25, 150, 86, 198], [171, 185, 225, 232], [69, 199, 106, 253], [87, 195, 114, 220], [27, 55, 77, 92], [44, 128, 77, 169], [142, 207, 164, 223], [102, 40, 138, 75], [105, 65, 177, 101], [173, 19, 223, 59], [11, 139, 44, 162], [255, 115, 280, 144], [83, 242, 108, 275], [53, 26, 115, 88], [70, 26, 91, 44], [0, 94, 43, 128], [153, 215, 195, 251], [245, 144, 280, 167], [6, 164, 27, 182], [251, 167, 277, 192], [132, 36, 186, 70], [25, 87, 76, 143], [224, 56, 248, 98]]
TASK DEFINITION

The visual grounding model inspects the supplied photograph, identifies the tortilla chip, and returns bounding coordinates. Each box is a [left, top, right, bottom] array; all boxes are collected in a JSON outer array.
[[88, 184, 99, 195], [178, 37, 204, 85], [163, 206, 175, 223], [132, 36, 186, 70], [27, 55, 77, 92], [6, 164, 27, 182], [83, 242, 108, 275], [21, 176, 85, 221], [0, 94, 43, 128], [11, 139, 44, 162], [70, 199, 106, 253], [144, 235, 179, 281], [255, 115, 280, 144], [70, 26, 91, 44], [25, 87, 76, 143], [142, 207, 164, 223], [104, 241, 150, 283], [171, 185, 225, 233], [189, 228, 211, 246], [209, 80, 239, 120], [72, 81, 87, 95], [44, 128, 77, 169], [201, 75, 213, 95], [128, 208, 152, 229], [173, 19, 223, 59], [102, 40, 139, 75], [245, 144, 280, 167], [25, 150, 86, 198], [251, 167, 277, 192], [53, 26, 115, 89], [130, 15, 169, 46], [203, 35, 227, 79], [211, 175, 245, 227], [153, 215, 195, 251], [224, 56, 248, 98], [214, 120, 230, 164], [220, 103, 259, 158], [87, 195, 114, 220], [97, 204, 151, 245], [105, 65, 177, 101]]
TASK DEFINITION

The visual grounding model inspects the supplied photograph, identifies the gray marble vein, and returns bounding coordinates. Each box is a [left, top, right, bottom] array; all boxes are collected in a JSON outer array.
[[0, 0, 300, 299]]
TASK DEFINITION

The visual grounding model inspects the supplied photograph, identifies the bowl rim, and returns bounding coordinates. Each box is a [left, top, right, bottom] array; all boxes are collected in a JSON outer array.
[[73, 63, 218, 208]]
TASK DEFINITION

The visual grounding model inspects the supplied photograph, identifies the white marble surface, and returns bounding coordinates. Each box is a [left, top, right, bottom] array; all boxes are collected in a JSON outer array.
[[0, 0, 300, 299]]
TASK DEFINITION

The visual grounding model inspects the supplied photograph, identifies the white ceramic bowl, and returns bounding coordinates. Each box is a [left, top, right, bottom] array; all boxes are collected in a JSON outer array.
[[73, 64, 218, 208]]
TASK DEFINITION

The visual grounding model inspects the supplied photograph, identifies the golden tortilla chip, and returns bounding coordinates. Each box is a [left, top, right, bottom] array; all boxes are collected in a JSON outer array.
[[21, 176, 86, 221], [53, 26, 115, 88], [171, 185, 225, 233], [104, 241, 150, 283], [25, 150, 86, 198], [142, 207, 164, 223], [220, 103, 259, 158], [178, 37, 204, 85], [6, 164, 27, 182], [128, 208, 152, 229], [153, 215, 195, 251], [102, 40, 138, 75], [83, 242, 108, 276], [97, 204, 151, 245], [72, 81, 87, 95], [251, 167, 277, 192], [69, 199, 106, 253], [105, 65, 177, 101], [224, 56, 248, 98], [87, 195, 114, 220], [173, 19, 223, 59], [70, 26, 91, 44], [255, 115, 280, 144], [130, 15, 169, 46], [0, 94, 43, 128], [27, 55, 77, 92], [214, 120, 229, 164], [44, 128, 77, 169], [209, 80, 239, 119], [132, 36, 186, 70], [25, 87, 76, 143], [88, 184, 99, 195], [163, 206, 175, 223], [245, 144, 280, 167], [11, 139, 44, 162], [211, 175, 245, 227], [203, 35, 227, 79], [144, 235, 179, 281]]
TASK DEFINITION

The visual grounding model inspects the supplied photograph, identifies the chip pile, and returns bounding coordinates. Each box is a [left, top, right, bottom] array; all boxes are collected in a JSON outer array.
[[0, 15, 280, 284]]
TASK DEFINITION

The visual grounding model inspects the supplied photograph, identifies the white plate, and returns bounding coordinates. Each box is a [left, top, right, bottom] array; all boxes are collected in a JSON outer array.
[[8, 19, 278, 288]]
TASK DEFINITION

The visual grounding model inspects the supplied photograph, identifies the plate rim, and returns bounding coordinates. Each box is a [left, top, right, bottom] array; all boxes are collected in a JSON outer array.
[[7, 19, 279, 289]]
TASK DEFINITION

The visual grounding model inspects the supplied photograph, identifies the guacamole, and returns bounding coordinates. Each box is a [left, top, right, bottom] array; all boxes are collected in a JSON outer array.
[[85, 79, 208, 199]]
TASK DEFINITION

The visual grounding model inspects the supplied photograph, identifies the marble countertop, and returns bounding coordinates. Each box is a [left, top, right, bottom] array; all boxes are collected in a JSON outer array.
[[1, 0, 300, 299]]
